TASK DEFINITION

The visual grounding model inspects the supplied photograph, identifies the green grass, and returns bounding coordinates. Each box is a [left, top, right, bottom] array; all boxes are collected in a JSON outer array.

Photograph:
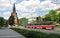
[[55, 26, 60, 28], [10, 28, 60, 38]]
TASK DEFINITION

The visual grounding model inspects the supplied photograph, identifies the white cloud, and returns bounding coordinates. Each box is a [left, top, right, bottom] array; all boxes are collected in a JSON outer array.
[[40, 0, 60, 10], [0, 0, 60, 19], [10, 0, 16, 4], [16, 0, 60, 19], [17, 12, 38, 19], [0, 0, 12, 11], [16, 0, 60, 13], [3, 12, 11, 16], [3, 12, 11, 19], [16, 0, 40, 13]]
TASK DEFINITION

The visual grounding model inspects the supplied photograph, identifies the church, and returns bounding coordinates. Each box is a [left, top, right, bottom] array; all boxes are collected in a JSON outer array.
[[8, 3, 19, 27]]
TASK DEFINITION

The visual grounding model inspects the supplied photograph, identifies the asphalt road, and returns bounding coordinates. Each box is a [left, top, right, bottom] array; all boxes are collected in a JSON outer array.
[[0, 27, 25, 38]]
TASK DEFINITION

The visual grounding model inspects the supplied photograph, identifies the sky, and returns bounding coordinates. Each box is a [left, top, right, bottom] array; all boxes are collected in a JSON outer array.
[[0, 0, 60, 20]]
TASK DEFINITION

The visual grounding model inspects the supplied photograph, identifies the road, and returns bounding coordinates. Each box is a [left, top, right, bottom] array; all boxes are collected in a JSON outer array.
[[0, 27, 26, 38]]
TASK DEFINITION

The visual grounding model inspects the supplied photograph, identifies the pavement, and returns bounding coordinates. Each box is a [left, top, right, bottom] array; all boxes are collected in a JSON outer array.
[[0, 27, 26, 38]]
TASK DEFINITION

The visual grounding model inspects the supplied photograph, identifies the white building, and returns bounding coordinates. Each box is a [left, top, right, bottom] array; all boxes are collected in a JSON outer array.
[[56, 8, 60, 14], [28, 17, 36, 24]]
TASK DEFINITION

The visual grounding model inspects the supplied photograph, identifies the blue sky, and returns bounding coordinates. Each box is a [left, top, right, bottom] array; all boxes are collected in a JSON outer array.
[[0, 0, 60, 20]]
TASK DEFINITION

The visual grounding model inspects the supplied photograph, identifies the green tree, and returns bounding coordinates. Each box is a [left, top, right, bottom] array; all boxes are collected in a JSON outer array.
[[57, 12, 60, 23], [45, 10, 57, 24], [4, 20, 8, 27], [0, 17, 5, 27], [19, 18, 28, 26], [45, 14, 51, 21], [49, 10, 57, 22], [8, 15, 15, 26]]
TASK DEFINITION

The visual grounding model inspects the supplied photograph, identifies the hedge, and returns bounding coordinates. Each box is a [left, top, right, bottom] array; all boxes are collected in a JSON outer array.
[[10, 28, 60, 38]]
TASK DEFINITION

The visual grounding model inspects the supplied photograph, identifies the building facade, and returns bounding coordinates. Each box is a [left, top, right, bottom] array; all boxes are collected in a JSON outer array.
[[28, 17, 36, 24], [56, 8, 60, 14]]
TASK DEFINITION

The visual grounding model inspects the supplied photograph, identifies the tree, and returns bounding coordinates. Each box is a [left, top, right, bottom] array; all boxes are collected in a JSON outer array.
[[19, 18, 28, 26], [49, 10, 57, 22], [45, 10, 57, 24], [0, 17, 6, 27], [57, 12, 60, 24], [8, 15, 15, 26], [45, 14, 51, 21], [4, 20, 8, 27]]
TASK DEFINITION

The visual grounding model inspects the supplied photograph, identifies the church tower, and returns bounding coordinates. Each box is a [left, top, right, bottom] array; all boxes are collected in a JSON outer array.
[[11, 3, 19, 26]]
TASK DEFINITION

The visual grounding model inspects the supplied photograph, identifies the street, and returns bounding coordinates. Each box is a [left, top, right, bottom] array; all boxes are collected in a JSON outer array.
[[0, 27, 25, 38]]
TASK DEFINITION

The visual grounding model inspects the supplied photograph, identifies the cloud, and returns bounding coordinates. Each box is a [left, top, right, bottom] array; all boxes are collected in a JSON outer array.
[[0, 0, 60, 20], [16, 0, 60, 13], [16, 0, 40, 13], [21, 13, 38, 18], [16, 0, 60, 19], [17, 12, 38, 19], [40, 0, 60, 10], [2, 12, 11, 20], [0, 0, 12, 11], [52, 0, 60, 4]]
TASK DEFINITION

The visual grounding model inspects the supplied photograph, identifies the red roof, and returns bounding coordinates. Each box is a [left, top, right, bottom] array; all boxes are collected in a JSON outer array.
[[56, 8, 60, 11]]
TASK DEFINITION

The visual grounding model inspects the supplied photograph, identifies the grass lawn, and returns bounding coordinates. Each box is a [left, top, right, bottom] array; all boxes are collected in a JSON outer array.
[[11, 28, 60, 38], [55, 26, 60, 28]]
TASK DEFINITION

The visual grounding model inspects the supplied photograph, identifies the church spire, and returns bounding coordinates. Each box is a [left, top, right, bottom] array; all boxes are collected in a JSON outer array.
[[13, 3, 16, 12]]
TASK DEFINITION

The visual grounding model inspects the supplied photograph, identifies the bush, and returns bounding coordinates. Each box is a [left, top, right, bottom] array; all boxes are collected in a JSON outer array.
[[55, 25, 60, 28], [47, 34, 60, 38], [10, 28, 60, 38]]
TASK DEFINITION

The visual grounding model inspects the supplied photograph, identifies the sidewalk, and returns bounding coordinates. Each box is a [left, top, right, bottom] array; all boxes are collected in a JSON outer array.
[[0, 27, 26, 38]]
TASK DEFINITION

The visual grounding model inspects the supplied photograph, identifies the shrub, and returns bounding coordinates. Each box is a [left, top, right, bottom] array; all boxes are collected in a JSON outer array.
[[10, 28, 60, 38]]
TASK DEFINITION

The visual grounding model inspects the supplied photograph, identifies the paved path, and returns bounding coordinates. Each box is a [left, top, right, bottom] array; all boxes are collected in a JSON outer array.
[[0, 27, 26, 38]]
